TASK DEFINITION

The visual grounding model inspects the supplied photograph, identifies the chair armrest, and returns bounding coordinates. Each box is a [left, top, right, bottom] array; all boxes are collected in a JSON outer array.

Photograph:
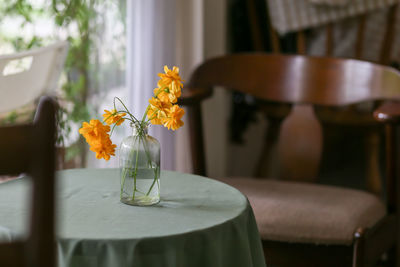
[[373, 101, 400, 124], [178, 87, 212, 106]]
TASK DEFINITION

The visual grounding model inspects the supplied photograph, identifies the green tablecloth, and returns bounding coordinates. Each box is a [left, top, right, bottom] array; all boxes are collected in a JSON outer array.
[[0, 168, 266, 267]]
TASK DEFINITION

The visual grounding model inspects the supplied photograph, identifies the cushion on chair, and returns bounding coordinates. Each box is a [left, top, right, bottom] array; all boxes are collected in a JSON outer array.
[[218, 178, 386, 245]]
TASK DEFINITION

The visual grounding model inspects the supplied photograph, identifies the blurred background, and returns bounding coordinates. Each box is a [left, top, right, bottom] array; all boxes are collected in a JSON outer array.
[[1, 0, 399, 192]]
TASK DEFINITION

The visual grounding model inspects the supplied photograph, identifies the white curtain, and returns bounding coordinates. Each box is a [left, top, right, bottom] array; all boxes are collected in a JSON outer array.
[[86, 1, 127, 168], [127, 0, 204, 171]]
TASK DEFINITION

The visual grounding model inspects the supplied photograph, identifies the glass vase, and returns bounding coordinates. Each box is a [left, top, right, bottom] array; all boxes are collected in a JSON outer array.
[[119, 122, 160, 206]]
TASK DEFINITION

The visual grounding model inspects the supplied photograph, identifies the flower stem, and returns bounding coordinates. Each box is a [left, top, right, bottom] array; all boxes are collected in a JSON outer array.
[[141, 105, 150, 124], [142, 139, 158, 196], [114, 96, 139, 122], [146, 165, 159, 196], [120, 167, 128, 198], [132, 137, 140, 201]]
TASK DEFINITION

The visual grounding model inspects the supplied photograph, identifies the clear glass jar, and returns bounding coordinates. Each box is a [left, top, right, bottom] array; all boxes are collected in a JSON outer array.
[[119, 122, 160, 206]]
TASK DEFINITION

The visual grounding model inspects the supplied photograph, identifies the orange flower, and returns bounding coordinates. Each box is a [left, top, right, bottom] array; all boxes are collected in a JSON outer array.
[[89, 137, 117, 161], [103, 109, 126, 126], [79, 119, 117, 160], [156, 66, 183, 104], [147, 97, 172, 125], [162, 105, 185, 131], [158, 65, 183, 93], [153, 87, 179, 104], [79, 119, 110, 144]]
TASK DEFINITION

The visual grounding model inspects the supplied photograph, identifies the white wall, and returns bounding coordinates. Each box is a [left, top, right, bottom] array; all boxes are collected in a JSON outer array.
[[201, 0, 268, 178], [175, 0, 204, 173], [202, 0, 229, 178]]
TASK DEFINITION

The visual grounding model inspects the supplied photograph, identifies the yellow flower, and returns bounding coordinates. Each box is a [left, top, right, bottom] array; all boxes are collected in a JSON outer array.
[[162, 105, 185, 131], [158, 65, 183, 92], [89, 137, 116, 161], [103, 109, 126, 126], [147, 97, 172, 125], [156, 66, 183, 103], [79, 119, 111, 144], [79, 119, 116, 161], [154, 87, 179, 104]]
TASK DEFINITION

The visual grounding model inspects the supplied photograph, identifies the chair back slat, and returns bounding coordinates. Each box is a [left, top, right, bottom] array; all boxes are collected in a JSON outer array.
[[325, 23, 334, 57], [247, 0, 264, 51], [0, 96, 56, 267], [269, 27, 281, 53], [28, 97, 56, 267], [354, 14, 366, 60], [379, 4, 398, 65], [296, 31, 306, 54]]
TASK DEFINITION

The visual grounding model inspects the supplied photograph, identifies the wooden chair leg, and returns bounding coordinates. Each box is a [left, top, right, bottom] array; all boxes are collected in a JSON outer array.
[[353, 228, 366, 267], [383, 123, 399, 266]]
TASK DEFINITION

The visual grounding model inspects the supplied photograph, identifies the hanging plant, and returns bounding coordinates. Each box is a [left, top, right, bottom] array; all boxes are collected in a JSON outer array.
[[0, 0, 126, 167]]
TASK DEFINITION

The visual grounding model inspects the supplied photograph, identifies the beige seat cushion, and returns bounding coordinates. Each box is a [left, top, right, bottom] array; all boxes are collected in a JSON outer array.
[[218, 177, 386, 245]]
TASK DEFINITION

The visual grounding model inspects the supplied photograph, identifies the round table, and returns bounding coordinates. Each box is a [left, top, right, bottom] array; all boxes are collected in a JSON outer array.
[[0, 168, 266, 267]]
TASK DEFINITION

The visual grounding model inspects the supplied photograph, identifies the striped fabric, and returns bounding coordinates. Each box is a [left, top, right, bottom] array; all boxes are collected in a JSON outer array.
[[309, 0, 355, 6], [307, 6, 400, 63], [267, 0, 400, 63], [267, 0, 398, 34]]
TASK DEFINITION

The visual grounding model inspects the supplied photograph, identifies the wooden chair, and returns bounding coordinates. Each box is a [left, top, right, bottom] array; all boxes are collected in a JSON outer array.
[[179, 53, 400, 266], [0, 96, 57, 267], [246, 1, 399, 194]]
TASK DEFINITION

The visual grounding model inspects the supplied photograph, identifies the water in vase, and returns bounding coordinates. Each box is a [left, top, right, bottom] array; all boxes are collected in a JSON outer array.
[[120, 166, 160, 206]]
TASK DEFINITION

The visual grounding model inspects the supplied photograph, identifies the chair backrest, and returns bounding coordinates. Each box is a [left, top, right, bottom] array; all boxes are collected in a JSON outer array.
[[181, 53, 400, 197], [0, 41, 68, 113], [0, 96, 57, 267], [245, 2, 400, 184], [188, 54, 400, 106]]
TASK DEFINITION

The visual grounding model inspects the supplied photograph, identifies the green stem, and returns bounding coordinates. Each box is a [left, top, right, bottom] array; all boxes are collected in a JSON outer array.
[[120, 135, 139, 200], [132, 136, 140, 200], [146, 165, 159, 196], [141, 105, 150, 124], [142, 136, 159, 196], [114, 96, 139, 122], [109, 116, 136, 136], [110, 118, 124, 135], [120, 167, 128, 198]]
